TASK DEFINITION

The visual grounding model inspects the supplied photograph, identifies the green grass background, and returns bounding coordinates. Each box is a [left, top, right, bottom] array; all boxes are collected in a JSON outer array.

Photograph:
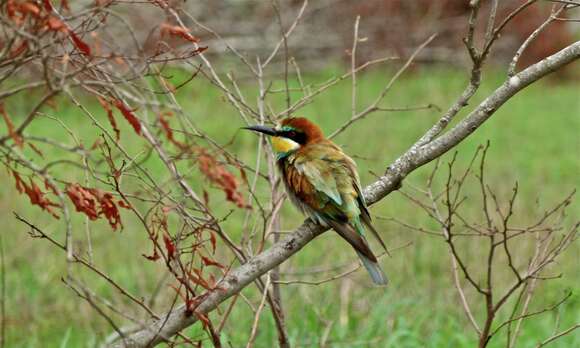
[[0, 66, 578, 347]]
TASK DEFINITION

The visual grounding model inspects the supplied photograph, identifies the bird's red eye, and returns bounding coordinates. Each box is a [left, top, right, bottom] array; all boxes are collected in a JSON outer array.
[[287, 131, 296, 138]]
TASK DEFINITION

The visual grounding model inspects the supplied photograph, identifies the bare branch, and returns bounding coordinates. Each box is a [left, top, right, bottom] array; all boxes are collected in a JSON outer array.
[[108, 39, 580, 348]]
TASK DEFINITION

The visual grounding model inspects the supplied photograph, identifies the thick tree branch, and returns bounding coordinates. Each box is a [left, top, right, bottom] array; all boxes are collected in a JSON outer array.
[[108, 41, 580, 348]]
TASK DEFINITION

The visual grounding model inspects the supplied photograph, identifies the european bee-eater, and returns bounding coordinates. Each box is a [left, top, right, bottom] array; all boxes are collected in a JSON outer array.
[[244, 117, 388, 285]]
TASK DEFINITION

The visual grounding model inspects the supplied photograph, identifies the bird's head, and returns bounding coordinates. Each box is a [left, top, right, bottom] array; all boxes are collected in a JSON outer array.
[[243, 117, 324, 156]]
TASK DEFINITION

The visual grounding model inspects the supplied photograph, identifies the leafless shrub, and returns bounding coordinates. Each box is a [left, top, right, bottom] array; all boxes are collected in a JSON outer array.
[[390, 143, 578, 348]]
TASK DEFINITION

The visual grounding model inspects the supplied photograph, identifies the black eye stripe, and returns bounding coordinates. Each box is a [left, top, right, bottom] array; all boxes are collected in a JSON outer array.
[[280, 130, 306, 144]]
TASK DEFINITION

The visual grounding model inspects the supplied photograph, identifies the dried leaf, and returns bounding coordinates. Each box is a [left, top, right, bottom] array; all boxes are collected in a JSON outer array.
[[66, 183, 99, 220], [209, 231, 217, 253], [160, 23, 199, 43], [197, 149, 248, 208], [13, 172, 60, 218], [69, 31, 91, 56], [46, 16, 67, 32], [113, 99, 141, 135], [43, 0, 54, 12], [20, 2, 41, 17], [97, 97, 119, 141], [118, 200, 132, 209], [0, 103, 23, 148], [201, 255, 224, 269], [44, 178, 58, 195], [45, 16, 91, 56], [13, 171, 24, 193], [143, 249, 160, 261], [9, 41, 29, 59], [163, 233, 176, 259], [95, 190, 122, 230], [66, 183, 124, 230]]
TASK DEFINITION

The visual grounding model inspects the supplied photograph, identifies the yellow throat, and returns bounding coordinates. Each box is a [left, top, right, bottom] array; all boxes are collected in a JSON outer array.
[[272, 136, 300, 153]]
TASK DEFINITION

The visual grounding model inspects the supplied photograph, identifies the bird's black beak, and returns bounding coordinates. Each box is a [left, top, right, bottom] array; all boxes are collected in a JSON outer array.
[[242, 125, 277, 136]]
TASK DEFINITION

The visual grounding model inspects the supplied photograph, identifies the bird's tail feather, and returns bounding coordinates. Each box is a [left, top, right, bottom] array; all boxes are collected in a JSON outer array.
[[356, 250, 388, 286]]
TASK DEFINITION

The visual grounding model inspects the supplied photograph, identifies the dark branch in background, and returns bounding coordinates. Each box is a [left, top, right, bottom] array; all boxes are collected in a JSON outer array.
[[107, 41, 580, 348]]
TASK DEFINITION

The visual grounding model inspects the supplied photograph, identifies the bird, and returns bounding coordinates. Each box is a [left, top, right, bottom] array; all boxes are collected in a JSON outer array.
[[244, 117, 388, 285]]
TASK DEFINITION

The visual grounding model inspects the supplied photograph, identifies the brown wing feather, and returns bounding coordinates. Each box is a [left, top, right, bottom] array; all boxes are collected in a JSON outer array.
[[326, 220, 378, 262], [282, 161, 324, 209]]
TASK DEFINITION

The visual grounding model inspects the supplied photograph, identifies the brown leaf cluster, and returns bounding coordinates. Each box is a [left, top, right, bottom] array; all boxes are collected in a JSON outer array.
[[197, 149, 248, 208], [4, 0, 91, 56], [66, 183, 128, 230], [13, 171, 60, 218]]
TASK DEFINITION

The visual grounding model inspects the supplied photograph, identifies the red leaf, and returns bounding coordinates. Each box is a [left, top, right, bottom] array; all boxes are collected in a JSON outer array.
[[160, 23, 199, 43], [9, 41, 29, 59], [13, 171, 24, 193], [19, 2, 41, 17], [6, 1, 17, 20], [66, 183, 123, 230], [197, 149, 248, 208], [113, 99, 141, 135], [44, 178, 58, 195], [44, 15, 91, 56], [96, 190, 122, 230], [118, 200, 132, 209], [158, 111, 185, 148], [201, 255, 224, 269], [14, 172, 60, 219], [46, 16, 67, 32], [97, 97, 119, 141], [66, 183, 99, 220], [163, 234, 176, 259], [43, 0, 54, 12], [69, 31, 91, 56], [209, 231, 217, 253], [0, 103, 23, 148], [143, 249, 160, 261]]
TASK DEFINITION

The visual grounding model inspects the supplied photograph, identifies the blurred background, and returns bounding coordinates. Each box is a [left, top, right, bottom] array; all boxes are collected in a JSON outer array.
[[0, 0, 579, 347], [187, 0, 576, 71]]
